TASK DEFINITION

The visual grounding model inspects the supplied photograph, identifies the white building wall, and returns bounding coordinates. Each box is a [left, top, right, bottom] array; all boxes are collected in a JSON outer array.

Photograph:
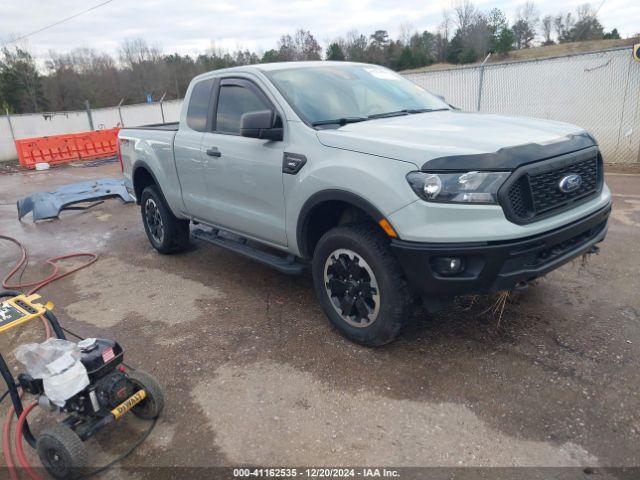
[[0, 101, 184, 162]]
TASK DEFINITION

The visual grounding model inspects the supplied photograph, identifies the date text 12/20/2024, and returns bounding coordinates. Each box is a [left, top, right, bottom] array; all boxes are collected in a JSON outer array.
[[233, 468, 400, 478]]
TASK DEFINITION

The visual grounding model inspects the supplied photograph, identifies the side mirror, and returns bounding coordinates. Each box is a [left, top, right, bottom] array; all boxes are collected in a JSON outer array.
[[240, 110, 283, 141]]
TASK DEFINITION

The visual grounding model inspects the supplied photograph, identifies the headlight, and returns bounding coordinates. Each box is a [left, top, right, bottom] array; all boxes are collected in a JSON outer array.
[[406, 171, 510, 204]]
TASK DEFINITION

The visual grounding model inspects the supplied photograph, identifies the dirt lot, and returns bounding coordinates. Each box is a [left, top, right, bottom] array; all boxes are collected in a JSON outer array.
[[0, 162, 638, 478]]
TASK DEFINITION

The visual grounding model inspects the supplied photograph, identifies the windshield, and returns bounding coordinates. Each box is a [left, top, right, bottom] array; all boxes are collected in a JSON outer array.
[[266, 64, 450, 127]]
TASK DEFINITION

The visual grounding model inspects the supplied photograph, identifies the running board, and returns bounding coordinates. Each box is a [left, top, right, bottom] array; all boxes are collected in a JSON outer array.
[[191, 228, 305, 275]]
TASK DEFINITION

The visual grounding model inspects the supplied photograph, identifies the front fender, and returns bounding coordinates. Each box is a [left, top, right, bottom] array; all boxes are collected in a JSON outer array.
[[296, 189, 387, 258], [284, 146, 418, 257]]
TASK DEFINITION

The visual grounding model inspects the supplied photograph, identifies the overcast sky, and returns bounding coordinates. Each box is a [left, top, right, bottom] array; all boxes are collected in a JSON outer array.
[[0, 0, 637, 61]]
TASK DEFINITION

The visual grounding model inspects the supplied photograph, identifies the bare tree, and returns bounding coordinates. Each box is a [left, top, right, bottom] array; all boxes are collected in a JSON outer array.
[[398, 22, 415, 46], [45, 47, 121, 109], [576, 3, 594, 21], [435, 10, 451, 63], [541, 15, 553, 44], [453, 0, 476, 32], [512, 19, 536, 49], [277, 30, 322, 61], [342, 30, 369, 61], [464, 13, 491, 57], [553, 12, 575, 42], [440, 9, 451, 40], [118, 38, 164, 101], [565, 4, 605, 42], [119, 38, 162, 69], [512, 2, 540, 48], [516, 1, 541, 29]]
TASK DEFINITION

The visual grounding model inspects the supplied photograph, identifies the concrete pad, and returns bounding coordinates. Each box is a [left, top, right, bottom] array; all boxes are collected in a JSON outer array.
[[193, 361, 596, 466]]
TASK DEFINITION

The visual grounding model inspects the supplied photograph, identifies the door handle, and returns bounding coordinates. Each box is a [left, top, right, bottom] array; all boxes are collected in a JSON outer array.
[[206, 147, 221, 157]]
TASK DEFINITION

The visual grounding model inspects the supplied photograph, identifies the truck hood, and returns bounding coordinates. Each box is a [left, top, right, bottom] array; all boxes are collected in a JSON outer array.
[[316, 110, 595, 170]]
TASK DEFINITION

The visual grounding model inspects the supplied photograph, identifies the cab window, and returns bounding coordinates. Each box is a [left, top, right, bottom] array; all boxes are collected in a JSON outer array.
[[215, 84, 270, 135], [186, 78, 213, 132]]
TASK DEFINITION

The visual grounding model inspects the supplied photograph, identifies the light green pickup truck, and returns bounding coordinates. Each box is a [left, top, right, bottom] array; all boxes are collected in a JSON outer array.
[[119, 61, 611, 346]]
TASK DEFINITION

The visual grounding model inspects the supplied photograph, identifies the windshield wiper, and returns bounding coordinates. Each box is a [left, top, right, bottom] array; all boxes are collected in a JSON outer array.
[[312, 107, 451, 127], [312, 117, 368, 127], [367, 108, 449, 119], [367, 110, 411, 119]]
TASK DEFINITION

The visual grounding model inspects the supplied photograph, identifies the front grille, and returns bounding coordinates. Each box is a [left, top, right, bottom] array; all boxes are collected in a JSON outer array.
[[507, 176, 533, 219], [529, 157, 599, 213], [500, 149, 602, 224]]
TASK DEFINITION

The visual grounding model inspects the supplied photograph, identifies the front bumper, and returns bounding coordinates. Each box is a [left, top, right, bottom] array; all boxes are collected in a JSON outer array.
[[391, 203, 611, 298]]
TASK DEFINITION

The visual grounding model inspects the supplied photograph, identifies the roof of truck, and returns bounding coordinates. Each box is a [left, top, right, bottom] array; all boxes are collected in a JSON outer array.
[[209, 61, 371, 74], [253, 61, 368, 71], [189, 61, 383, 85]]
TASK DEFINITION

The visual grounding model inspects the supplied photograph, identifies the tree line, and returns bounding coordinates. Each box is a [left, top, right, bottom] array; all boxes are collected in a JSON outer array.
[[0, 1, 628, 114]]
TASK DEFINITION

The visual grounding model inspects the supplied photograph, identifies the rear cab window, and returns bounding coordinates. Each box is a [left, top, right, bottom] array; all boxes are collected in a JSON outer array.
[[186, 78, 214, 132]]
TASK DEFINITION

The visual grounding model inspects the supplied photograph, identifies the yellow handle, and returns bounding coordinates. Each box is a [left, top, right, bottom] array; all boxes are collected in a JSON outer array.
[[111, 389, 146, 420]]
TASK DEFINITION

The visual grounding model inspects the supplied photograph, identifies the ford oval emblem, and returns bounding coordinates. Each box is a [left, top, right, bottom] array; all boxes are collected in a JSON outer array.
[[558, 174, 582, 193]]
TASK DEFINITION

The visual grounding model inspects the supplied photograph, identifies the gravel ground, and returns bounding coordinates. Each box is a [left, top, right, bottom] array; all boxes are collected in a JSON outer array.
[[0, 163, 638, 479]]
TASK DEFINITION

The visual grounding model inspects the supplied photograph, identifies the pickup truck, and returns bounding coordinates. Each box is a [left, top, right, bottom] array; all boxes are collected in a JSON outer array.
[[119, 61, 611, 346]]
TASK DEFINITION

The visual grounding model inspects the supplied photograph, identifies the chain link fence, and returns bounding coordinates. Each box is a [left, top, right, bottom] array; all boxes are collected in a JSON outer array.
[[404, 46, 640, 164]]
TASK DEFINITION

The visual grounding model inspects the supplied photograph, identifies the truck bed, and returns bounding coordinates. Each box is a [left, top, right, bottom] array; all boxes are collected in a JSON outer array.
[[119, 126, 180, 206], [124, 122, 179, 131]]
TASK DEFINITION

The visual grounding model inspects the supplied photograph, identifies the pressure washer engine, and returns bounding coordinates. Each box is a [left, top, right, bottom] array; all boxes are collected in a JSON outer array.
[[0, 291, 164, 479]]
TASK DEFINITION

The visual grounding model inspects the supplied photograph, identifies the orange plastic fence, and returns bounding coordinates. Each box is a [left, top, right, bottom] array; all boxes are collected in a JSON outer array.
[[15, 128, 120, 169]]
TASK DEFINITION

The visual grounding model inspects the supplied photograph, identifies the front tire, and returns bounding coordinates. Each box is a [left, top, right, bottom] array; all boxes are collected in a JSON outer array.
[[140, 185, 190, 254], [312, 224, 412, 346], [36, 424, 88, 479]]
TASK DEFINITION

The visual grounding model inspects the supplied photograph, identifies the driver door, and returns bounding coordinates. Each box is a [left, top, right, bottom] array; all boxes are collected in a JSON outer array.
[[199, 77, 287, 247]]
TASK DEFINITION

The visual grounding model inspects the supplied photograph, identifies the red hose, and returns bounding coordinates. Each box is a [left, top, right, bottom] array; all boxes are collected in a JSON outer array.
[[3, 405, 19, 480], [15, 402, 42, 480], [1, 234, 98, 479], [1, 233, 98, 295], [1, 234, 97, 343]]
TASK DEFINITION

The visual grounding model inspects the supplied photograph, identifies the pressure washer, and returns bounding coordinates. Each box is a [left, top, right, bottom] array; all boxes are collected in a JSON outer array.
[[0, 290, 164, 479]]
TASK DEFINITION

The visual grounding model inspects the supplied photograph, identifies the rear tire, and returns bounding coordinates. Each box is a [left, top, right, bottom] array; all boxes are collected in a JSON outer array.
[[128, 370, 165, 420], [312, 223, 412, 346], [36, 424, 88, 479], [140, 185, 190, 254]]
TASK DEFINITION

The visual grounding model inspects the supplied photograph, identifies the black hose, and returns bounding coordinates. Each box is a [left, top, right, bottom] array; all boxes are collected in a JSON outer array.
[[0, 290, 20, 299], [44, 310, 66, 340], [79, 417, 158, 479], [0, 290, 66, 340]]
